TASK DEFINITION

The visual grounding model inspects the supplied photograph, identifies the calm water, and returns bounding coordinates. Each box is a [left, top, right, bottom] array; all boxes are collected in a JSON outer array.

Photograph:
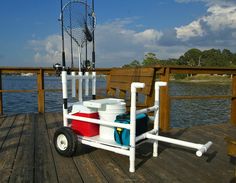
[[2, 75, 232, 128]]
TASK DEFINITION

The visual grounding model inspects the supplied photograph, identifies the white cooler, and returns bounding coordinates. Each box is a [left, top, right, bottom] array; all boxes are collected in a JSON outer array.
[[83, 98, 126, 141]]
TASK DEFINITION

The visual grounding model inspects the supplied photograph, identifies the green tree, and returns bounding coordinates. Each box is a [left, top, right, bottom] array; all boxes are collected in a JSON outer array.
[[122, 60, 141, 68], [142, 52, 160, 66], [201, 49, 228, 67], [178, 48, 202, 66]]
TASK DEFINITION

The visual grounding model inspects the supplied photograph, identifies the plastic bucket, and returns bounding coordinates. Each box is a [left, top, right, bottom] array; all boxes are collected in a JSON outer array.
[[98, 102, 126, 141]]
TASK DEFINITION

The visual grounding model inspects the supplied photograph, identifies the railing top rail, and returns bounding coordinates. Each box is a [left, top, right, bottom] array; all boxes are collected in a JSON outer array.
[[0, 66, 236, 76]]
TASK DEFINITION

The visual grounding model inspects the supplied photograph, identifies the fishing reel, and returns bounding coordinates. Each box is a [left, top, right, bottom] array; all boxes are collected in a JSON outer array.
[[53, 63, 71, 76]]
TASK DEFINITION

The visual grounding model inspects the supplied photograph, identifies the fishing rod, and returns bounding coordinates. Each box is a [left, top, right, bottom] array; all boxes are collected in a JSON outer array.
[[60, 0, 66, 69], [92, 0, 95, 70], [85, 0, 88, 72], [69, 1, 74, 68]]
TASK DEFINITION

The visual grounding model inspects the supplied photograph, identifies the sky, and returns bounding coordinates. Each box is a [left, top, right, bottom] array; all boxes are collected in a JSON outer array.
[[0, 0, 236, 67]]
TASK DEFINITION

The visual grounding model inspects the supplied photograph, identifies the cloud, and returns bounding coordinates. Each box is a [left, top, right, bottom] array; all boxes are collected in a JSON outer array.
[[205, 5, 236, 31], [29, 5, 236, 68], [175, 4, 236, 49], [29, 18, 164, 67], [29, 35, 62, 65], [175, 0, 236, 6], [175, 19, 204, 41]]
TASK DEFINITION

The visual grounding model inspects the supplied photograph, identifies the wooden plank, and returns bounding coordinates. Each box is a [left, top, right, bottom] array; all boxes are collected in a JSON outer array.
[[44, 112, 83, 183], [55, 113, 108, 183], [110, 75, 154, 83], [171, 95, 231, 100], [0, 89, 36, 93], [157, 129, 226, 182], [0, 117, 5, 127], [34, 113, 59, 183], [0, 114, 24, 182], [0, 116, 15, 150], [108, 145, 168, 182], [37, 69, 45, 113], [0, 70, 2, 115], [109, 82, 152, 95], [9, 114, 34, 182], [173, 127, 234, 182], [89, 148, 129, 182], [160, 67, 170, 131], [119, 90, 126, 99], [110, 68, 154, 77], [73, 147, 108, 183]]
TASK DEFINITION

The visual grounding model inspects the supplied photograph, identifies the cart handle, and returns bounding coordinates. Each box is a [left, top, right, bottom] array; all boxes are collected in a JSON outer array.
[[196, 141, 213, 157]]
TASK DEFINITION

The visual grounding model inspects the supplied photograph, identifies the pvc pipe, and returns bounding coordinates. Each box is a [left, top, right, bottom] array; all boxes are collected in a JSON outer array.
[[71, 72, 76, 98], [196, 141, 213, 157], [62, 71, 68, 99], [66, 114, 131, 129], [153, 81, 167, 157], [135, 129, 158, 142], [155, 81, 167, 88], [85, 72, 89, 96], [78, 71, 83, 102], [136, 106, 158, 114], [63, 107, 68, 126], [62, 71, 68, 126], [147, 133, 203, 150], [92, 72, 96, 96], [79, 138, 130, 156], [130, 82, 145, 172]]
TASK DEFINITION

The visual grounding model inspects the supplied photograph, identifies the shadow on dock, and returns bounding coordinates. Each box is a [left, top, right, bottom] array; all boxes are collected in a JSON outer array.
[[0, 112, 235, 183]]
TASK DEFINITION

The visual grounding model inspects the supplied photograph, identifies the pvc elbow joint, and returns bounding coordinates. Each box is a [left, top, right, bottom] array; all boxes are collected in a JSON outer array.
[[155, 82, 167, 90], [131, 82, 145, 92]]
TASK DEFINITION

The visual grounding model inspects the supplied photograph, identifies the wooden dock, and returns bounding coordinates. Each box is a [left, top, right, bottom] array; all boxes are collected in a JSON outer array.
[[0, 112, 235, 183]]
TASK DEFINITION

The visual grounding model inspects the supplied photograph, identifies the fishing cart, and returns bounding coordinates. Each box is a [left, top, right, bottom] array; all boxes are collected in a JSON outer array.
[[53, 0, 212, 173]]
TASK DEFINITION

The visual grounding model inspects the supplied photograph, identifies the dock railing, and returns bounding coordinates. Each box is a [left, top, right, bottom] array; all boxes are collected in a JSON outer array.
[[0, 66, 236, 131]]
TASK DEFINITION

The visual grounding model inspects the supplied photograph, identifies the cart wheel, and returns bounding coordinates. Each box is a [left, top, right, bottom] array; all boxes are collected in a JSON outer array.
[[54, 127, 77, 157]]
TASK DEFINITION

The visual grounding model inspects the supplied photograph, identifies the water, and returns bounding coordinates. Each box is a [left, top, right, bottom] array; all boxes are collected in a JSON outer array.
[[1, 76, 232, 128], [169, 82, 231, 127]]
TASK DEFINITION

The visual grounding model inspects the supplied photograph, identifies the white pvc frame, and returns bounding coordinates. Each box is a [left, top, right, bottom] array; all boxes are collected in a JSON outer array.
[[62, 70, 96, 126], [61, 71, 212, 173]]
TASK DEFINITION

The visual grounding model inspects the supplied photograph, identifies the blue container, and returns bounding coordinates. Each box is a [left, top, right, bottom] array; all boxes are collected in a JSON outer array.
[[114, 113, 149, 146]]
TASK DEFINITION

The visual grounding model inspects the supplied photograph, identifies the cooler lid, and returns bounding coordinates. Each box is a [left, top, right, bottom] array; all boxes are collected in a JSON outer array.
[[83, 98, 125, 109], [71, 103, 97, 114]]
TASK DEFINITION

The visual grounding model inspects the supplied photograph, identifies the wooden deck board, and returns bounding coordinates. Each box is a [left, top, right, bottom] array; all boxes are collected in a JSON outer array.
[[0, 114, 24, 182], [0, 112, 235, 183], [34, 113, 59, 183], [44, 112, 83, 183], [55, 113, 108, 183]]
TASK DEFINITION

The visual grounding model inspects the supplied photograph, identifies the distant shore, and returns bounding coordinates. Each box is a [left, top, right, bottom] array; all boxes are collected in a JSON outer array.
[[171, 74, 232, 83]]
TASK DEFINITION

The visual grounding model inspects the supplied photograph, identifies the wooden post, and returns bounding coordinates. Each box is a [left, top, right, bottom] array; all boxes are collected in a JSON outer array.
[[231, 75, 236, 126], [37, 69, 45, 113], [0, 70, 2, 115], [160, 67, 170, 131]]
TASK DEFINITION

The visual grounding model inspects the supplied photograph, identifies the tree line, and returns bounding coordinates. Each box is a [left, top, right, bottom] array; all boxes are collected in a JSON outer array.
[[122, 48, 236, 68]]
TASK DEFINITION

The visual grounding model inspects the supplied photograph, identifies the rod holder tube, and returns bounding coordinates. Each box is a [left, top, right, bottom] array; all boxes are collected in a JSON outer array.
[[92, 72, 96, 97], [62, 71, 68, 99], [62, 71, 68, 126], [79, 71, 83, 102], [85, 72, 89, 96], [71, 72, 76, 98]]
